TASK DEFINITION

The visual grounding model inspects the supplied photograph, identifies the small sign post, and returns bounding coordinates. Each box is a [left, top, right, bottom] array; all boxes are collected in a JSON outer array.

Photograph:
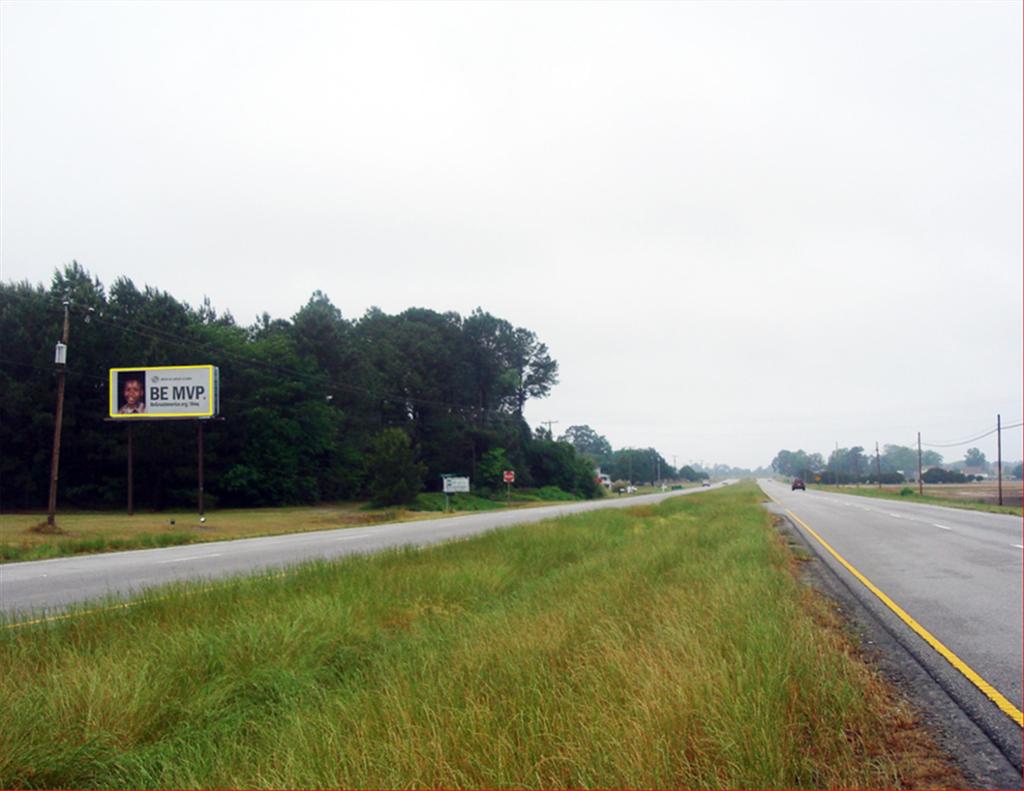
[[503, 470, 515, 504], [442, 475, 470, 513]]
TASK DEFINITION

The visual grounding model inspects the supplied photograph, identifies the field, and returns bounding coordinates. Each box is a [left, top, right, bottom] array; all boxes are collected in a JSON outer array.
[[810, 481, 1022, 516], [0, 483, 960, 788]]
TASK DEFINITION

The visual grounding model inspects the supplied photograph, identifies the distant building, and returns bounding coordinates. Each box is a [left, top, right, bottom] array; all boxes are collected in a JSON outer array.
[[595, 468, 612, 488]]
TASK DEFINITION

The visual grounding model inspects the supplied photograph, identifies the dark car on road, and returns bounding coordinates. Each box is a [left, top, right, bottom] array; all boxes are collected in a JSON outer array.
[[791, 478, 806, 491]]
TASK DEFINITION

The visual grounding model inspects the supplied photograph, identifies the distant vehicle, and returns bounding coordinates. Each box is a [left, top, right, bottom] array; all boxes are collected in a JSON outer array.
[[701, 481, 711, 487], [792, 478, 806, 491]]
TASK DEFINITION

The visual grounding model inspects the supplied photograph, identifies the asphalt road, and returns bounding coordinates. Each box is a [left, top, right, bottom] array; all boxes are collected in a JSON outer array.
[[1, 482, 731, 620], [760, 479, 1022, 778]]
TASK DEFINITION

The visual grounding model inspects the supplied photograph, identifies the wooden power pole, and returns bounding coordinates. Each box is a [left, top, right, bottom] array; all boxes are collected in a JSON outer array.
[[46, 302, 71, 528], [917, 432, 924, 496], [997, 414, 1003, 506]]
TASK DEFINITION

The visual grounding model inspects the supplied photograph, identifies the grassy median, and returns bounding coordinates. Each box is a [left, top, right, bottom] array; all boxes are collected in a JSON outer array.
[[0, 483, 959, 788]]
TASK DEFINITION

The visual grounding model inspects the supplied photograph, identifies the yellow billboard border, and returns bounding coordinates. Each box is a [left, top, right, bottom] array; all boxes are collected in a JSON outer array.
[[109, 365, 217, 419]]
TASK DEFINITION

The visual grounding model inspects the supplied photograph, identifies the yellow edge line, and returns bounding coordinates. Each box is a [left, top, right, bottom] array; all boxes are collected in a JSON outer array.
[[785, 508, 1023, 728]]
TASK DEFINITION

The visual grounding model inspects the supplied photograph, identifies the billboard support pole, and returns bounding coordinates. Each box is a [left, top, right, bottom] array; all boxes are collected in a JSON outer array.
[[198, 421, 205, 517], [127, 423, 134, 516]]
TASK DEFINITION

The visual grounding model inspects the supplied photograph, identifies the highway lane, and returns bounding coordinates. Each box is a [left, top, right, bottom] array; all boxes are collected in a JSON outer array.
[[0, 482, 732, 620], [759, 479, 1022, 772]]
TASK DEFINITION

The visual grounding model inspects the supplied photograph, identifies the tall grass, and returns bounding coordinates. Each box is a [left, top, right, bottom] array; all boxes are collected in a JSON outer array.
[[0, 483, 956, 788]]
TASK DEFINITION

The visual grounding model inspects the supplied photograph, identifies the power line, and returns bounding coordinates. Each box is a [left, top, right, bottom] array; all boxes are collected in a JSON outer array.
[[921, 420, 1010, 447], [921, 422, 1023, 448]]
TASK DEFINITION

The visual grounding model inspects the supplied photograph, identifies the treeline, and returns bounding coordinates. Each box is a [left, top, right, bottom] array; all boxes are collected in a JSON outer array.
[[556, 425, 770, 483], [772, 444, 1024, 484], [768, 444, 1007, 484], [771, 446, 944, 484], [555, 425, 702, 484], [1, 263, 603, 510]]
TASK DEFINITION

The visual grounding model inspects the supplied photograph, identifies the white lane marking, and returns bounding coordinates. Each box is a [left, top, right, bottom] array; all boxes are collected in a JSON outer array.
[[933, 523, 953, 531], [888, 513, 902, 519], [1014, 544, 1023, 550], [333, 536, 364, 541], [157, 553, 222, 564]]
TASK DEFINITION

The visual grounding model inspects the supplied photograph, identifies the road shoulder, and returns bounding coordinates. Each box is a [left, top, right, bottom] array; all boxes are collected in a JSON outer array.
[[766, 502, 1021, 789]]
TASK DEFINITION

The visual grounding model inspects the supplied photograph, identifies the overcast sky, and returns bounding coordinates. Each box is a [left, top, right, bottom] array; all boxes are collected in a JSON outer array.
[[2, 0, 1021, 469]]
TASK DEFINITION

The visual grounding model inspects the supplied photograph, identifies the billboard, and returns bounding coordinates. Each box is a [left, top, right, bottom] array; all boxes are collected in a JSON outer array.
[[109, 365, 220, 419]]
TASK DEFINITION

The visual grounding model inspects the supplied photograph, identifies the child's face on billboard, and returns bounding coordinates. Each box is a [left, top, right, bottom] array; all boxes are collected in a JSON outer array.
[[123, 379, 142, 406]]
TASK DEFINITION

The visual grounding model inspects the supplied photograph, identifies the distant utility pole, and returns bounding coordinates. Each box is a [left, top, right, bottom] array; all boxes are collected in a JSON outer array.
[[917, 432, 923, 495], [541, 420, 559, 440], [46, 301, 71, 529], [875, 441, 881, 489], [997, 414, 1003, 506]]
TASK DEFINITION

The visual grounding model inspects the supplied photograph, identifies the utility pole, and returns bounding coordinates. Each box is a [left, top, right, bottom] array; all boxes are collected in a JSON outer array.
[[997, 413, 1003, 506], [875, 441, 881, 488], [541, 419, 559, 440], [46, 302, 71, 529], [917, 432, 923, 496]]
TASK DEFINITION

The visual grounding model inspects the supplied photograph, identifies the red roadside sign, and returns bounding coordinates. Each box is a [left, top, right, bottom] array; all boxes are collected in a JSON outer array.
[[503, 470, 515, 483]]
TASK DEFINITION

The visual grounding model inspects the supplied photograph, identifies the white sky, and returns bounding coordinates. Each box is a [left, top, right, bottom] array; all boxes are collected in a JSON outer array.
[[2, 0, 1021, 469]]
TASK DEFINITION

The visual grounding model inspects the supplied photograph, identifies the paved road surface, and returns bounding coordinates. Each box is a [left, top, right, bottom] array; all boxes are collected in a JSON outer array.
[[1, 483, 730, 619], [760, 479, 1022, 776]]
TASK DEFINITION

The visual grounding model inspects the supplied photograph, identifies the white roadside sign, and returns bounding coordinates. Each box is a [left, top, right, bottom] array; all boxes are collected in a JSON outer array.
[[442, 476, 470, 493]]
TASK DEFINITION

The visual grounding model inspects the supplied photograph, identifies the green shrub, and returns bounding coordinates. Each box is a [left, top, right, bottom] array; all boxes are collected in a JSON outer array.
[[365, 429, 426, 506], [476, 447, 513, 492], [409, 493, 504, 512], [536, 486, 576, 501], [899, 487, 914, 497]]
